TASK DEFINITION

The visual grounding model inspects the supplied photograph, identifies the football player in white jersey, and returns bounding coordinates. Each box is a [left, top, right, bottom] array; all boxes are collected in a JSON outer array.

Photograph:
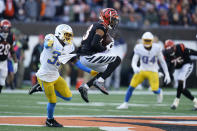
[[32, 24, 98, 127], [117, 32, 171, 109]]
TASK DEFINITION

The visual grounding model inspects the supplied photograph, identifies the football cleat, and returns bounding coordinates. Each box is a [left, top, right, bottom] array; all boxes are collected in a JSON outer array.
[[193, 98, 197, 111], [157, 89, 163, 104], [28, 83, 43, 95], [46, 118, 63, 127], [170, 98, 179, 110], [78, 84, 89, 103], [116, 102, 128, 109], [93, 79, 109, 95], [170, 105, 177, 110]]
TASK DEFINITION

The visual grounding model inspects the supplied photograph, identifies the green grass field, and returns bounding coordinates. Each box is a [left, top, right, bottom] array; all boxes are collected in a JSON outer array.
[[0, 87, 197, 131]]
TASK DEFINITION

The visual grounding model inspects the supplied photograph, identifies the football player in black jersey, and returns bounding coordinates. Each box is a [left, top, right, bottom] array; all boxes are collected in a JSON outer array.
[[0, 19, 18, 93], [77, 8, 121, 102], [163, 40, 197, 110]]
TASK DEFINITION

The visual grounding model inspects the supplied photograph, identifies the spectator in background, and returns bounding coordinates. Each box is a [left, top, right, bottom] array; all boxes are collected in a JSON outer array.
[[105, 33, 127, 90], [15, 0, 26, 21], [3, 0, 16, 19], [191, 7, 197, 26], [62, 0, 74, 22], [42, 0, 56, 21], [180, 8, 190, 27], [30, 34, 44, 86], [156, 0, 168, 12], [159, 9, 169, 26], [24, 0, 40, 22], [12, 28, 29, 88], [144, 4, 159, 27], [0, 0, 5, 17]]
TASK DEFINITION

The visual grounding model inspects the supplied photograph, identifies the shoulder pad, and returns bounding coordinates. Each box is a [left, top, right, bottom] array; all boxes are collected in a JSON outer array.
[[44, 34, 55, 48]]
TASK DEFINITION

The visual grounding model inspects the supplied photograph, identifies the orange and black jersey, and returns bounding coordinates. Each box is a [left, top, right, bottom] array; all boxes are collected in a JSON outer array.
[[78, 22, 108, 55], [163, 44, 197, 70], [0, 33, 14, 61]]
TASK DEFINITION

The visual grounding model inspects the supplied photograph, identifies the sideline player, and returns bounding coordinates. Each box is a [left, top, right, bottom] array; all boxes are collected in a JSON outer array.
[[163, 40, 197, 110], [0, 19, 17, 93], [117, 32, 171, 109], [33, 24, 98, 127], [77, 8, 121, 102]]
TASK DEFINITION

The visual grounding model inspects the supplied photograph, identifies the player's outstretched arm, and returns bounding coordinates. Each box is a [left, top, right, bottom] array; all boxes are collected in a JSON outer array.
[[158, 52, 171, 84], [73, 59, 98, 76], [189, 49, 197, 60], [131, 53, 140, 74]]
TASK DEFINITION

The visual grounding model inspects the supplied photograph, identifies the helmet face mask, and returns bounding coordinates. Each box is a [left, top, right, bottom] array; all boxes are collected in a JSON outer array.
[[164, 40, 175, 56], [55, 24, 73, 44], [0, 19, 11, 39], [141, 32, 154, 48]]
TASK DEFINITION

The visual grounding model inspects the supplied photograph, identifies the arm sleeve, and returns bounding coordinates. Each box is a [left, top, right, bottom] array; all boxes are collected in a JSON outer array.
[[75, 60, 91, 73], [158, 52, 169, 76], [188, 48, 197, 56], [91, 34, 106, 52], [131, 53, 140, 72]]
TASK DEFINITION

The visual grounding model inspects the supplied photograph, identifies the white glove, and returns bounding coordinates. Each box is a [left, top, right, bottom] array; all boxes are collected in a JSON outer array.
[[58, 53, 76, 64], [106, 42, 114, 51], [164, 74, 171, 85], [13, 63, 18, 74], [158, 72, 164, 78]]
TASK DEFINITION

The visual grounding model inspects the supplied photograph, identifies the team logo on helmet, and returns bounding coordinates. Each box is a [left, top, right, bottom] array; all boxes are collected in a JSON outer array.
[[99, 8, 119, 29]]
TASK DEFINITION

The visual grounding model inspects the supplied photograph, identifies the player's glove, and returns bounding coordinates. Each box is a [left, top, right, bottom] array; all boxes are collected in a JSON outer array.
[[164, 74, 171, 85], [106, 42, 114, 51], [90, 70, 98, 76], [13, 63, 18, 74]]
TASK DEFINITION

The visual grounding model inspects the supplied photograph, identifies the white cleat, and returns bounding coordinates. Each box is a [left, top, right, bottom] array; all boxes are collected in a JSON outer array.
[[193, 98, 197, 111], [171, 98, 179, 110], [116, 102, 128, 109], [157, 89, 163, 104]]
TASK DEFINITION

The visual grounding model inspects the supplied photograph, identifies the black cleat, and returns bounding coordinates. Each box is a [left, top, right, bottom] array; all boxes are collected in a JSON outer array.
[[46, 118, 63, 127], [78, 84, 89, 103], [93, 79, 109, 95], [192, 108, 197, 111], [170, 105, 177, 110], [28, 83, 43, 95]]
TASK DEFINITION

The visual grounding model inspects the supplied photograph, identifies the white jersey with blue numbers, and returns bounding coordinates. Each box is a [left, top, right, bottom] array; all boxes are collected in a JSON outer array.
[[134, 43, 162, 72], [36, 34, 75, 82]]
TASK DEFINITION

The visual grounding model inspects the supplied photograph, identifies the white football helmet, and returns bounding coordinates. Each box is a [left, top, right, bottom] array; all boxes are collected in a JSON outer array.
[[141, 32, 154, 48], [55, 24, 73, 44]]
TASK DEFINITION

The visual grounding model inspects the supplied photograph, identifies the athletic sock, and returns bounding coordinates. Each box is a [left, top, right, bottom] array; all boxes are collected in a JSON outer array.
[[176, 82, 183, 98], [182, 88, 194, 101], [153, 88, 161, 94], [125, 86, 135, 102], [0, 85, 3, 93], [47, 103, 56, 119]]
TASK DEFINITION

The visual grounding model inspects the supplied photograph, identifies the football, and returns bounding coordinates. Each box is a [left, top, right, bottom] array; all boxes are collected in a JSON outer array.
[[101, 33, 113, 47]]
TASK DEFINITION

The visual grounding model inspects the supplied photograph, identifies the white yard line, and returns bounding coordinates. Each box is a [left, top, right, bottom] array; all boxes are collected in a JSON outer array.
[[3, 89, 197, 95]]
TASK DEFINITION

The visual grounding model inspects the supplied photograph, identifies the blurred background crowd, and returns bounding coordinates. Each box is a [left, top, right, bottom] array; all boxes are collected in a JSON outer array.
[[0, 0, 197, 27]]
